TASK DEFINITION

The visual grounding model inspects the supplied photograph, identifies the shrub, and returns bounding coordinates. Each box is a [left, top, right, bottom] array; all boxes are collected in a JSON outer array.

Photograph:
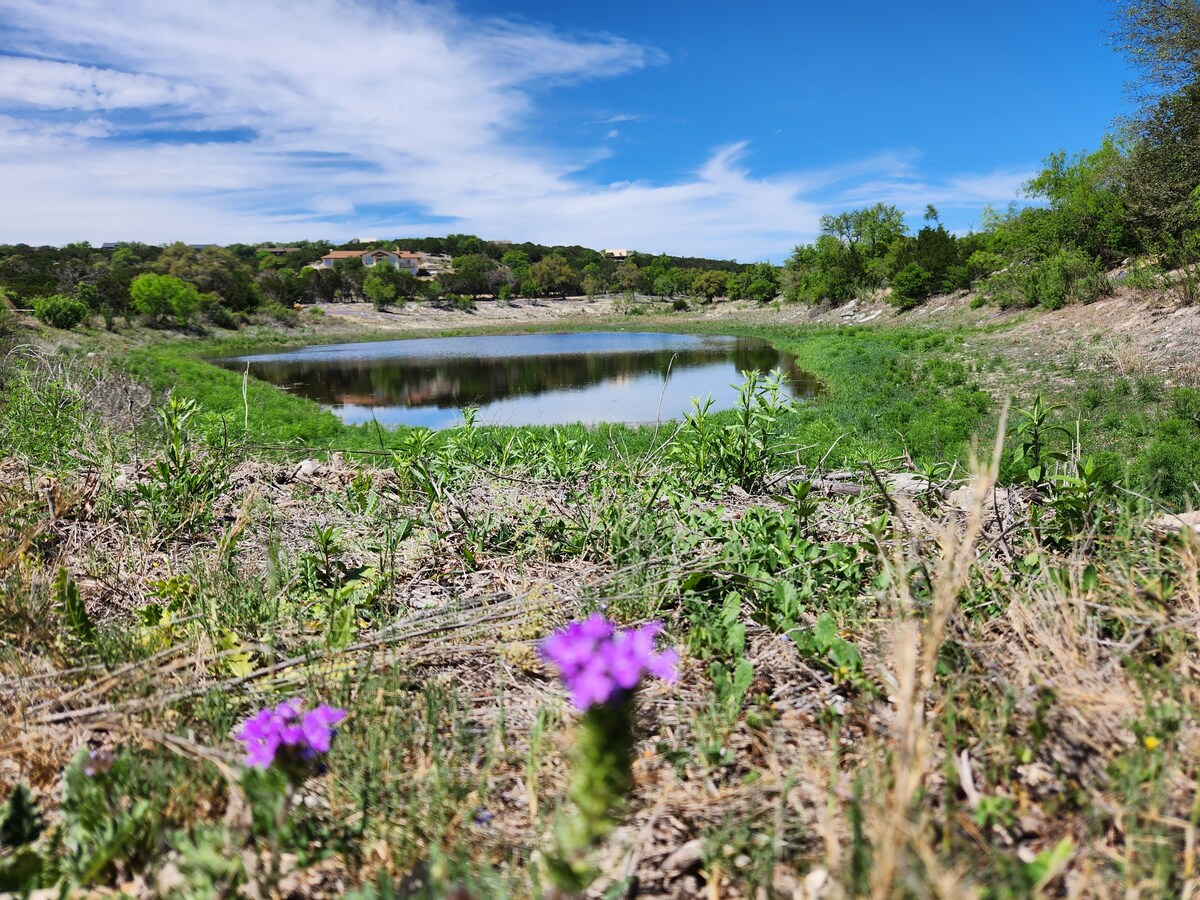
[[1027, 249, 1106, 309], [889, 263, 933, 310], [74, 282, 102, 310], [1125, 261, 1164, 289], [204, 302, 238, 330], [258, 302, 299, 327], [130, 274, 202, 325], [941, 263, 971, 291], [976, 250, 1109, 309], [672, 298, 690, 311], [33, 294, 90, 329]]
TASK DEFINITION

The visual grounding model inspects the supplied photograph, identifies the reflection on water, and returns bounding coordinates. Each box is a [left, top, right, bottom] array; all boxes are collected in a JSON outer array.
[[213, 331, 820, 429]]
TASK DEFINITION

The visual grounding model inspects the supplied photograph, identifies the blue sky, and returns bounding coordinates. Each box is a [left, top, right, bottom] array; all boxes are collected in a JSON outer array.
[[0, 0, 1131, 260]]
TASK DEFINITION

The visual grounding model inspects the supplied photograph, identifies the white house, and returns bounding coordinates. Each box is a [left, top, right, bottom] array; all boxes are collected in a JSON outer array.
[[310, 248, 422, 274]]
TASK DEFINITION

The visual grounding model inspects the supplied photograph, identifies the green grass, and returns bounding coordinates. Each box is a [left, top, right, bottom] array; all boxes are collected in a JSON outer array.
[[63, 313, 1200, 507]]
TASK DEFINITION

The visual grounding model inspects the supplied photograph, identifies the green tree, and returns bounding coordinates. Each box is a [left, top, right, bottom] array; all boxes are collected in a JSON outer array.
[[363, 271, 397, 311], [1112, 0, 1200, 241], [613, 260, 643, 294], [447, 253, 498, 298], [129, 274, 202, 325], [691, 270, 727, 302], [581, 262, 606, 299], [820, 203, 908, 267], [889, 263, 934, 310], [530, 254, 578, 297], [153, 243, 259, 310], [501, 250, 532, 297], [742, 262, 780, 302], [74, 282, 102, 310], [1023, 138, 1132, 263]]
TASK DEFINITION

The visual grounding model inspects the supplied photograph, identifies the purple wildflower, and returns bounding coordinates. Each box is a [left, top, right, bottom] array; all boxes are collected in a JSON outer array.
[[540, 614, 678, 711], [83, 748, 116, 778], [234, 699, 347, 770]]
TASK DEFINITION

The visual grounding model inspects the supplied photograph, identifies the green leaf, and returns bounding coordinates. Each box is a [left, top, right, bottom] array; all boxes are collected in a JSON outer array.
[[56, 567, 96, 646], [813, 612, 838, 647], [731, 658, 754, 696], [0, 784, 44, 847], [216, 629, 254, 678], [1027, 836, 1074, 890]]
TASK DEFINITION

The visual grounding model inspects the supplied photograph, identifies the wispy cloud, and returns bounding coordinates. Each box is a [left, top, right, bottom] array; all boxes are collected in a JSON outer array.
[[0, 0, 1030, 259]]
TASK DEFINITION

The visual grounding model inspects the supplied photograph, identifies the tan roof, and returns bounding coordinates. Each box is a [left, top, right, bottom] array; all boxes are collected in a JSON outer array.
[[394, 250, 421, 259], [322, 250, 368, 259]]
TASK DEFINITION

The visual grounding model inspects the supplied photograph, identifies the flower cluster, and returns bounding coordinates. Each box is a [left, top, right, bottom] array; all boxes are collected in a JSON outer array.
[[540, 614, 678, 710], [234, 699, 346, 770]]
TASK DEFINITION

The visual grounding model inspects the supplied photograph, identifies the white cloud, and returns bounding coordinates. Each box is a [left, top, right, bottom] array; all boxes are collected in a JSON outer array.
[[0, 0, 1030, 259], [0, 56, 203, 110]]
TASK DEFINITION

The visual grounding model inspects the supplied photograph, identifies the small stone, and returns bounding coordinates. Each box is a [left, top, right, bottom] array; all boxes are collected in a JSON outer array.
[[293, 458, 322, 480], [664, 839, 704, 874], [803, 866, 829, 898]]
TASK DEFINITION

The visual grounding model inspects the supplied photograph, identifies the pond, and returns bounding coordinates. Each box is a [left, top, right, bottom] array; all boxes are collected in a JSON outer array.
[[213, 331, 819, 429]]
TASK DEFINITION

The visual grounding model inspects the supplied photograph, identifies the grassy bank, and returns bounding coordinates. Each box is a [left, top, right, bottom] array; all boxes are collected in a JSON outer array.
[[94, 313, 1200, 507]]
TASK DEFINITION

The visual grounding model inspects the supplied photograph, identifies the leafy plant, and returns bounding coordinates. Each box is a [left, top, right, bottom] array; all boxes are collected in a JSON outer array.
[[33, 295, 89, 329]]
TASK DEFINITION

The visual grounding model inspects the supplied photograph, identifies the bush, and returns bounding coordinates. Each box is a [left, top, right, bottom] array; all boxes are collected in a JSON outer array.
[[672, 298, 690, 311], [74, 282, 102, 310], [204, 302, 239, 330], [33, 294, 90, 329], [889, 263, 933, 310], [258, 302, 299, 327], [976, 250, 1109, 309], [130, 274, 202, 325], [942, 263, 972, 291], [1028, 249, 1107, 308]]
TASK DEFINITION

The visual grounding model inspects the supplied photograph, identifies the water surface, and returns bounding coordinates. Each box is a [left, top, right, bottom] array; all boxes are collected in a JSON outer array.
[[214, 331, 818, 428]]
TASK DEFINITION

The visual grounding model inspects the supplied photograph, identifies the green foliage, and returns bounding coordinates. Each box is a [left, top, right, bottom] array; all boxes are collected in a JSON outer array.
[[56, 567, 97, 648], [152, 242, 259, 311], [129, 273, 203, 325], [783, 203, 963, 306], [669, 369, 793, 492], [979, 248, 1111, 309], [363, 271, 397, 311], [690, 269, 727, 302], [529, 253, 579, 297], [0, 362, 90, 466], [119, 395, 228, 534], [889, 262, 933, 309], [74, 281, 102, 310], [0, 784, 44, 848], [1023, 139, 1131, 264], [1006, 394, 1070, 487], [33, 294, 89, 329]]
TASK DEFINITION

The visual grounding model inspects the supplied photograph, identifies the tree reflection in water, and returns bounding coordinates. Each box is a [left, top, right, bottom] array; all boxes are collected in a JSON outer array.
[[214, 332, 819, 428]]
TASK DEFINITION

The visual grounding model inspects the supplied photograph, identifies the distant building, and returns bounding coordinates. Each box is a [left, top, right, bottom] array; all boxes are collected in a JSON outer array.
[[310, 248, 421, 274], [347, 236, 381, 244], [604, 249, 631, 260]]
